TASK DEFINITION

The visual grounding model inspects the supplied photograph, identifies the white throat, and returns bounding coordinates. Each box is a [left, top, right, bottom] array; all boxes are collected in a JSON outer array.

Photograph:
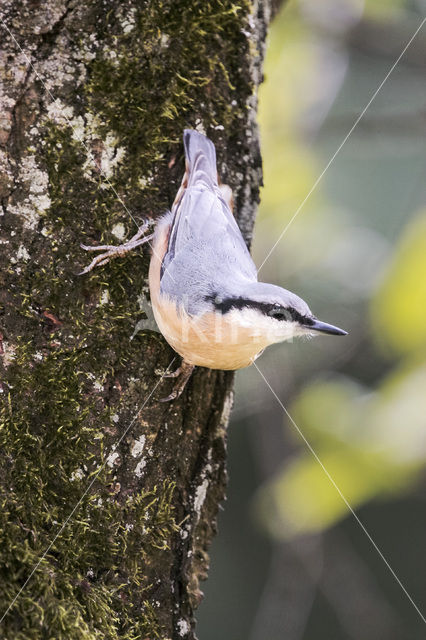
[[228, 308, 310, 345]]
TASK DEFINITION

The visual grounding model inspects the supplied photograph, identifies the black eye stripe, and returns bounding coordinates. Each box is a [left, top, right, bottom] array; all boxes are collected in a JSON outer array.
[[207, 294, 314, 326]]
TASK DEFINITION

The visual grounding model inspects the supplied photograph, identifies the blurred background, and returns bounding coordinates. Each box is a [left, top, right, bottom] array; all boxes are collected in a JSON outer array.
[[198, 1, 426, 638]]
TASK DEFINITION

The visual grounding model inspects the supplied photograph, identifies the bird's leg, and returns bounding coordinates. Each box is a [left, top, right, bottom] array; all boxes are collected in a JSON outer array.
[[158, 360, 195, 402], [79, 220, 154, 275], [154, 366, 182, 378]]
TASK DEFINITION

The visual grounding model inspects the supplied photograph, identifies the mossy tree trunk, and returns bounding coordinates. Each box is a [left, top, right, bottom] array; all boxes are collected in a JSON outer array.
[[0, 1, 274, 637]]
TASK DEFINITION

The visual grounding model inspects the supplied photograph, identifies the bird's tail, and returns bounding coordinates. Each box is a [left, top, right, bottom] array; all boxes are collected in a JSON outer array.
[[183, 129, 218, 188]]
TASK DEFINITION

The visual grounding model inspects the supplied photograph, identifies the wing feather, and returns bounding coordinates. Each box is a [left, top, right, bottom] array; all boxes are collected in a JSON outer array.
[[160, 131, 257, 314]]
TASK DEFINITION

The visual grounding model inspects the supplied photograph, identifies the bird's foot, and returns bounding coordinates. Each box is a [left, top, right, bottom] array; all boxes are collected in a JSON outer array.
[[158, 361, 195, 402], [154, 367, 182, 379], [79, 220, 154, 275]]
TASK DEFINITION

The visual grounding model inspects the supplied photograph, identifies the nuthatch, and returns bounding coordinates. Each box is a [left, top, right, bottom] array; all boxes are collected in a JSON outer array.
[[81, 129, 347, 401]]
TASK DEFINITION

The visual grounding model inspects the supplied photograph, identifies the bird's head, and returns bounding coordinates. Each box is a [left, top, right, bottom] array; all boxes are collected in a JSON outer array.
[[212, 281, 347, 345]]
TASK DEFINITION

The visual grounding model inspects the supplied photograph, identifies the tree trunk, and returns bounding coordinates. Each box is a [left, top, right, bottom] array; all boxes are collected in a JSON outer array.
[[0, 1, 274, 637]]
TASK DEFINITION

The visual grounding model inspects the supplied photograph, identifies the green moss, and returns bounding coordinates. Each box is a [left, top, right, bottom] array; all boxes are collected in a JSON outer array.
[[1, 0, 253, 636], [86, 0, 252, 210]]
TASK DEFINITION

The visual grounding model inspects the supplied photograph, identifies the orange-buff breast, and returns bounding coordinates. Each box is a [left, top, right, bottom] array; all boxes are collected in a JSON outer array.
[[148, 219, 267, 370]]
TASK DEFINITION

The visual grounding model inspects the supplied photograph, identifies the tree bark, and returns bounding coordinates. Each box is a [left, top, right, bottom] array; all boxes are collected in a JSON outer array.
[[0, 1, 274, 637]]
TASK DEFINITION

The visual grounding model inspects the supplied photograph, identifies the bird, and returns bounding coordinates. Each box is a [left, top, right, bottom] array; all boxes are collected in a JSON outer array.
[[80, 129, 347, 401]]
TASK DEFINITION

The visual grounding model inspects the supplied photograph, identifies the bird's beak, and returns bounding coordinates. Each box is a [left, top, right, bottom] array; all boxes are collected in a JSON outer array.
[[309, 319, 348, 336]]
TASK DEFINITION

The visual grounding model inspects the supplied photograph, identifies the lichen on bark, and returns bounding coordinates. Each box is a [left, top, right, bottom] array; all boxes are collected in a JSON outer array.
[[0, 0, 272, 637]]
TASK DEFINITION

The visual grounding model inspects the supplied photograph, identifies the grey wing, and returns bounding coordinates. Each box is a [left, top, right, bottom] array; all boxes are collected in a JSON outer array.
[[160, 186, 257, 312]]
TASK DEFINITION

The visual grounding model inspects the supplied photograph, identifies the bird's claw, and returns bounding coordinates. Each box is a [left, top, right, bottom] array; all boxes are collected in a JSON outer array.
[[159, 390, 180, 403], [157, 361, 195, 402], [155, 367, 182, 379], [78, 221, 154, 275]]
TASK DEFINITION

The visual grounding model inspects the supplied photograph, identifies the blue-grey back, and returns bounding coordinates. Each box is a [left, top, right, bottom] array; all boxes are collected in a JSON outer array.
[[160, 185, 257, 315], [159, 130, 257, 315]]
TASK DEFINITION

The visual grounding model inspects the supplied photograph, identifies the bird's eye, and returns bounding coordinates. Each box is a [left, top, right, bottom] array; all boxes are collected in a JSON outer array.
[[268, 306, 289, 321]]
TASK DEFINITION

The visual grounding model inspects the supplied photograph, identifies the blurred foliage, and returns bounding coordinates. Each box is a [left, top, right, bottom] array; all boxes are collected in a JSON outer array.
[[253, 0, 426, 539], [199, 1, 426, 637], [372, 210, 426, 354], [364, 0, 407, 18], [259, 208, 426, 537], [256, 3, 322, 260]]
